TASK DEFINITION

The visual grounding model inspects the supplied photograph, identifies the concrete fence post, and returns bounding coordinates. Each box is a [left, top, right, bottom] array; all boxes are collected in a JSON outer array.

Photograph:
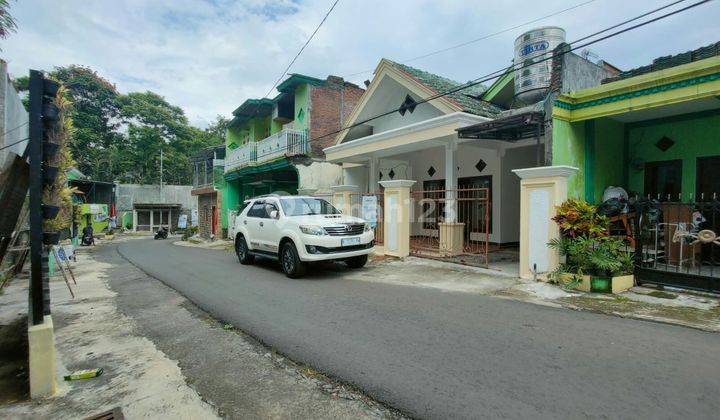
[[512, 166, 578, 280], [379, 180, 415, 258]]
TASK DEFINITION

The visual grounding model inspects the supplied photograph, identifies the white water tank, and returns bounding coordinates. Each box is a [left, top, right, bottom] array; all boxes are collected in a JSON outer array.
[[513, 27, 566, 105]]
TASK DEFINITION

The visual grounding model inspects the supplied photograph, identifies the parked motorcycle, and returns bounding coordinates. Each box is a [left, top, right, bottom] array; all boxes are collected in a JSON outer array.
[[80, 226, 94, 246], [154, 227, 168, 240]]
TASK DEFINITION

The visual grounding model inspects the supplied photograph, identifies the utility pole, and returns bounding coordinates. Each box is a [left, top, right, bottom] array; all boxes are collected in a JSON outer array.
[[160, 148, 164, 202]]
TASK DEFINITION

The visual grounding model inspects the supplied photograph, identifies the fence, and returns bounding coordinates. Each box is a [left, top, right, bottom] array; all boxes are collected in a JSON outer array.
[[634, 199, 720, 293], [225, 129, 308, 173], [410, 187, 490, 265]]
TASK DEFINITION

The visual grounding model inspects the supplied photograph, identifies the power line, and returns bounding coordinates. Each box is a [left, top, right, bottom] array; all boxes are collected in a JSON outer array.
[[345, 0, 601, 78], [263, 0, 341, 98], [0, 136, 29, 152], [1, 121, 29, 138], [310, 0, 709, 146]]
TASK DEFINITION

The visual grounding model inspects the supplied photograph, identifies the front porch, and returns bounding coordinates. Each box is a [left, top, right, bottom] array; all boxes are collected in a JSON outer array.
[[325, 112, 545, 270]]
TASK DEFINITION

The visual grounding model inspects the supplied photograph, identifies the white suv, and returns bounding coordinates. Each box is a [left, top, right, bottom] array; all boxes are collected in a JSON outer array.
[[232, 195, 375, 278]]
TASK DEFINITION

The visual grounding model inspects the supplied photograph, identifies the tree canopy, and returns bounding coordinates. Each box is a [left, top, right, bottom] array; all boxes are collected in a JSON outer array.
[[15, 65, 226, 185]]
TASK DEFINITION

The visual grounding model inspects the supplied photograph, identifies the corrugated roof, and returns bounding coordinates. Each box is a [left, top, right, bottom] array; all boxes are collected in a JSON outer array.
[[386, 60, 504, 117], [603, 41, 720, 83]]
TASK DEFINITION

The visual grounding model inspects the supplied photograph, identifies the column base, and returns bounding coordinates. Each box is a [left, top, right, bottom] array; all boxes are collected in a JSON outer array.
[[439, 222, 464, 256], [28, 315, 56, 398]]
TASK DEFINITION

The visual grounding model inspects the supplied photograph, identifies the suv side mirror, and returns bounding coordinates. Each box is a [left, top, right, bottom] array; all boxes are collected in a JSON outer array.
[[270, 210, 279, 219]]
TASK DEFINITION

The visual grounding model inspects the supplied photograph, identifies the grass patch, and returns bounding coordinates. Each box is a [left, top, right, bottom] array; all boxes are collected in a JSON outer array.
[[648, 291, 678, 300]]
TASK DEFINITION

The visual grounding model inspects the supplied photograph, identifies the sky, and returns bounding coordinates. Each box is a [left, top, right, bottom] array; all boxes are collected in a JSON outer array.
[[2, 0, 717, 127]]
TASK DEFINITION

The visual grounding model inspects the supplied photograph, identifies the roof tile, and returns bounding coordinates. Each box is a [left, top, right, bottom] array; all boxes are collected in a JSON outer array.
[[386, 60, 504, 118]]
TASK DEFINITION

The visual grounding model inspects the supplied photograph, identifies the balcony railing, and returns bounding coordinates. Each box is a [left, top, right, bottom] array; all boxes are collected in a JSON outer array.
[[225, 129, 309, 173]]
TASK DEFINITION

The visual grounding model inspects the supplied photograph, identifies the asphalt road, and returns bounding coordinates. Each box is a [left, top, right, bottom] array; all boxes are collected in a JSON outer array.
[[118, 239, 720, 419]]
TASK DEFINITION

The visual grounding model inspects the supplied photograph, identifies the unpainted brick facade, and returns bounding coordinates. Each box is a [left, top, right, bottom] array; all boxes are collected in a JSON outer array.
[[309, 77, 365, 156], [194, 189, 222, 239]]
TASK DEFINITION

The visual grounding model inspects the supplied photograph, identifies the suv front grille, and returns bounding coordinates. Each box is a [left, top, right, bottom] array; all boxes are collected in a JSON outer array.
[[324, 223, 365, 236]]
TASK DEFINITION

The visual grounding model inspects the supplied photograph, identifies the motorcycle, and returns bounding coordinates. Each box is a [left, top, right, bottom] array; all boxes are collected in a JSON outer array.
[[154, 227, 168, 240], [80, 227, 94, 246]]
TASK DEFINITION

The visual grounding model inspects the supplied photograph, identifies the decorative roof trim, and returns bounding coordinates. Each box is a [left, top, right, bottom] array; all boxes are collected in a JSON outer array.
[[555, 71, 720, 111]]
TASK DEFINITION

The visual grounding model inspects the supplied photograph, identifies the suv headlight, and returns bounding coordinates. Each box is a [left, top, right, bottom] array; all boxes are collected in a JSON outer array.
[[300, 225, 327, 236], [364, 223, 372, 232]]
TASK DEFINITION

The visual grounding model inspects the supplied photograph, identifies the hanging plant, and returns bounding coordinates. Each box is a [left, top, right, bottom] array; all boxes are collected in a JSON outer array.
[[42, 84, 76, 233]]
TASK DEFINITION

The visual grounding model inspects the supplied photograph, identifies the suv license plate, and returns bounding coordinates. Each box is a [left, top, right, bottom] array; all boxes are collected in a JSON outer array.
[[341, 237, 361, 246]]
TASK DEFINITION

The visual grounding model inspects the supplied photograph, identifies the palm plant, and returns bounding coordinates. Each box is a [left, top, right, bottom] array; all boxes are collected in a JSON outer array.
[[0, 0, 16, 41]]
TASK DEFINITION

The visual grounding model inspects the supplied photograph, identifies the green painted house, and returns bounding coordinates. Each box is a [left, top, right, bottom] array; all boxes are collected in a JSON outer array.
[[223, 74, 365, 221], [552, 42, 720, 203]]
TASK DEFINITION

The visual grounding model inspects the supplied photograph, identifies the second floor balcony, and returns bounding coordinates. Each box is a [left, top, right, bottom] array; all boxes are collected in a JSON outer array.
[[225, 129, 309, 173]]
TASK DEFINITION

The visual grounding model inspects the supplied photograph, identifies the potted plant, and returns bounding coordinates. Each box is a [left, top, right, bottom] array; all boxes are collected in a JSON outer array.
[[548, 199, 635, 293]]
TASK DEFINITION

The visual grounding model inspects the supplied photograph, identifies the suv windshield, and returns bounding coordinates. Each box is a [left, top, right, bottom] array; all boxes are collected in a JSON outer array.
[[280, 197, 340, 216]]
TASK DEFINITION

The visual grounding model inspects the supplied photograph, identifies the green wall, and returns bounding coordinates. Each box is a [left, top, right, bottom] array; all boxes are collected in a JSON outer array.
[[553, 117, 625, 203], [222, 179, 240, 229], [294, 83, 310, 132], [226, 125, 245, 149], [552, 118, 586, 199], [627, 112, 720, 200], [592, 118, 625, 203], [77, 203, 109, 233], [553, 111, 720, 203]]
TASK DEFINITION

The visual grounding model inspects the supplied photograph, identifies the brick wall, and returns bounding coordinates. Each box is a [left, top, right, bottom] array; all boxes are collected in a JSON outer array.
[[308, 77, 365, 156], [197, 192, 220, 239]]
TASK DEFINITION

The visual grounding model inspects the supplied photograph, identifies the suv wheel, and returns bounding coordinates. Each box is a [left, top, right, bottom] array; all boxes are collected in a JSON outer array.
[[346, 254, 368, 269], [236, 235, 254, 265], [281, 241, 306, 278]]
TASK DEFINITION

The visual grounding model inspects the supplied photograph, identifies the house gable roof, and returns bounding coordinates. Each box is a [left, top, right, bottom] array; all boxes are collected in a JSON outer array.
[[334, 59, 503, 145], [387, 60, 503, 117]]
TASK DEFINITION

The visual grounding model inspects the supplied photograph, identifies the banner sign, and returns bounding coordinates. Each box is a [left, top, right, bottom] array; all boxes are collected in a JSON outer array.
[[362, 195, 378, 228]]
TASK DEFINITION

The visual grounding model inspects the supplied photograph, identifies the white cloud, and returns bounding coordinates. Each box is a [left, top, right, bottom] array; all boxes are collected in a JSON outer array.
[[2, 0, 717, 127]]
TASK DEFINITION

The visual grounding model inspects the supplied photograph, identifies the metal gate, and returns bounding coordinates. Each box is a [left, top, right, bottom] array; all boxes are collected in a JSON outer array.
[[635, 199, 720, 293], [409, 187, 490, 266]]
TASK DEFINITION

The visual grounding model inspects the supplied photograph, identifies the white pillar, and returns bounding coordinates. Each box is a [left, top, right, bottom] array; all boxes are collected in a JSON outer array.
[[380, 180, 416, 257], [330, 185, 360, 216], [28, 316, 56, 398], [368, 157, 378, 193], [444, 140, 458, 223], [132, 210, 138, 232], [513, 166, 578, 280], [150, 210, 154, 232]]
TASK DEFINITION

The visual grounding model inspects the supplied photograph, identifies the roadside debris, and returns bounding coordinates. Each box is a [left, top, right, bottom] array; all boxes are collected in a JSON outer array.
[[64, 368, 103, 381]]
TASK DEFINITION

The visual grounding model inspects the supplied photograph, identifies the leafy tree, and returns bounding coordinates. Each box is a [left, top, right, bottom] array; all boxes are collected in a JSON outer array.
[[0, 0, 17, 43], [47, 66, 124, 180], [204, 115, 230, 143], [117, 91, 219, 184], [13, 64, 227, 185]]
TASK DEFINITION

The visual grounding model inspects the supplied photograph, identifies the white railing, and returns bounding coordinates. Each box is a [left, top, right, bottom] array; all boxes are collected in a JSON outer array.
[[224, 129, 308, 173]]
